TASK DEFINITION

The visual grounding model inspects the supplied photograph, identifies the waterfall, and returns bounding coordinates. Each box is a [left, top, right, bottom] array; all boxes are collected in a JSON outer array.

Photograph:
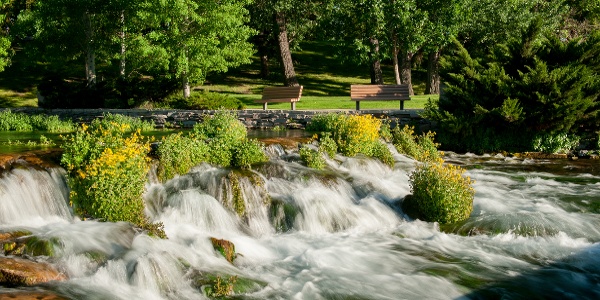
[[1, 149, 600, 299], [0, 166, 72, 227]]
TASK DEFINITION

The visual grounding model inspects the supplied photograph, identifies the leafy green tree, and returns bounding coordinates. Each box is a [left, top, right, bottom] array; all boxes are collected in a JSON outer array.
[[0, 0, 15, 71], [460, 0, 567, 57], [418, 0, 467, 95], [248, 0, 322, 86], [324, 0, 387, 84], [150, 0, 255, 97], [384, 0, 426, 94]]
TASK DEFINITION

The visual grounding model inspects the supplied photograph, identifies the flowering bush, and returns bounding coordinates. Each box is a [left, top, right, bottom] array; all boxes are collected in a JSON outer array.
[[61, 120, 165, 237], [409, 159, 474, 224], [307, 113, 393, 166]]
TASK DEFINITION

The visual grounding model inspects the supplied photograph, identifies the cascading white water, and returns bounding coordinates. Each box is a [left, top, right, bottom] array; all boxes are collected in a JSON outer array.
[[0, 166, 72, 227], [1, 149, 599, 299]]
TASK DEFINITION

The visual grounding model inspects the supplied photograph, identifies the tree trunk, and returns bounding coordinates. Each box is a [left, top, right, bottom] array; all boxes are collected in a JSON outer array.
[[83, 11, 96, 87], [426, 50, 441, 95], [274, 12, 299, 87], [182, 73, 191, 98], [256, 32, 270, 79], [392, 38, 401, 85], [119, 11, 126, 78], [260, 54, 270, 78], [401, 50, 414, 96], [369, 38, 383, 84]]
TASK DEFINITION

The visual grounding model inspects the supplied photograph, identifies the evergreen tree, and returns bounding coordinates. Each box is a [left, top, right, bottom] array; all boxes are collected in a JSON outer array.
[[425, 21, 600, 153]]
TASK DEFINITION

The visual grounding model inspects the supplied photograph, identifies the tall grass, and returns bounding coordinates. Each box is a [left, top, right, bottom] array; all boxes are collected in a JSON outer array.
[[0, 109, 75, 132]]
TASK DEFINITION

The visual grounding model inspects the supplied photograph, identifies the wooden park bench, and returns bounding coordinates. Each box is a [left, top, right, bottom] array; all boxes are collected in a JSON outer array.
[[255, 86, 303, 110], [350, 84, 411, 110]]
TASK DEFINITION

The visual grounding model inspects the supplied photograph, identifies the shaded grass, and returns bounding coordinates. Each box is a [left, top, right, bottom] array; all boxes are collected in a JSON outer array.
[[0, 49, 39, 107]]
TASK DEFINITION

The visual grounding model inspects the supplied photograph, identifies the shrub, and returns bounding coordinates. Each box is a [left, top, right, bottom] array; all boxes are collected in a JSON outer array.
[[532, 132, 580, 154], [426, 23, 600, 153], [30, 114, 75, 132], [379, 121, 393, 143], [299, 146, 326, 170], [167, 91, 245, 110], [370, 141, 395, 167], [392, 125, 441, 162], [156, 110, 267, 180], [307, 113, 392, 165], [101, 113, 155, 132], [193, 111, 247, 143], [318, 133, 337, 158], [156, 132, 209, 181], [232, 139, 268, 169], [0, 110, 33, 131], [409, 160, 474, 224], [392, 125, 421, 159], [61, 120, 165, 237], [0, 110, 75, 133]]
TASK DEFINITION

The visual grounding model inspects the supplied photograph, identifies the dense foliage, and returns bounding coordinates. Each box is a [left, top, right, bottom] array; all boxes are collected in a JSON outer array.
[[392, 125, 441, 162], [156, 111, 267, 181], [409, 159, 474, 224], [425, 20, 600, 153], [60, 119, 165, 237], [0, 110, 75, 132], [395, 124, 474, 224], [166, 91, 245, 110], [307, 113, 394, 166]]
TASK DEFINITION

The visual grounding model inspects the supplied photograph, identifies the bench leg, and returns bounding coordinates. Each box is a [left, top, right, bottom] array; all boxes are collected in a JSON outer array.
[[356, 101, 360, 110], [400, 101, 404, 110], [291, 102, 296, 110], [263, 102, 268, 110]]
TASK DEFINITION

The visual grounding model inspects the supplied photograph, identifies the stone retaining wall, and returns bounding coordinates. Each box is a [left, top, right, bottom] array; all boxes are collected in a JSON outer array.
[[4, 108, 433, 131]]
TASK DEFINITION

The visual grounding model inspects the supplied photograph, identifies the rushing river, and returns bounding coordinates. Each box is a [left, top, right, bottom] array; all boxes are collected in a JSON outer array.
[[0, 145, 599, 299]]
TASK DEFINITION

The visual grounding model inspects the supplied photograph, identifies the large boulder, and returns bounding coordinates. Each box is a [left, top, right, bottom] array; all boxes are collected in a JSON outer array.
[[0, 256, 66, 286]]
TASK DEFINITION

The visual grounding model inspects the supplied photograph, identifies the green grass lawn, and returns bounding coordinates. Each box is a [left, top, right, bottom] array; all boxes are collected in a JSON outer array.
[[230, 94, 435, 110]]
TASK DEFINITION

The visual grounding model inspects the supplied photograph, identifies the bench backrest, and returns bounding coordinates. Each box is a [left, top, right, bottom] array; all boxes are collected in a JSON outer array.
[[350, 84, 411, 100], [261, 86, 303, 102]]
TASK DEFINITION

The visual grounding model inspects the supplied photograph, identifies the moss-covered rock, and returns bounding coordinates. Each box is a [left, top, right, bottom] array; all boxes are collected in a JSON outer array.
[[210, 237, 236, 264], [270, 198, 298, 232], [189, 270, 268, 298], [1, 231, 59, 257], [0, 256, 67, 286], [218, 170, 270, 220]]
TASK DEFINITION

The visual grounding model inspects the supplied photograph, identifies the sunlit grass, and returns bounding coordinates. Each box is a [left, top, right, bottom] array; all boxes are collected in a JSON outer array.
[[230, 94, 436, 110], [0, 89, 37, 107]]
